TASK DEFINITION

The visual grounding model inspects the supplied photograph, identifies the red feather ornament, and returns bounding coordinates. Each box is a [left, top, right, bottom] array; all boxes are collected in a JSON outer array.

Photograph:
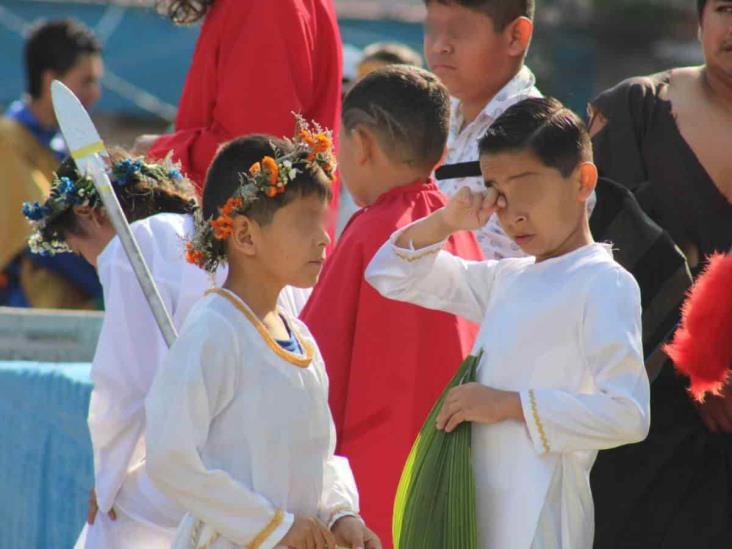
[[665, 253, 732, 401]]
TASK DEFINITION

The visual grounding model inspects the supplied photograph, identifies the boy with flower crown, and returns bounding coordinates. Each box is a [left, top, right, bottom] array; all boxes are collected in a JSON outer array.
[[145, 119, 380, 549]]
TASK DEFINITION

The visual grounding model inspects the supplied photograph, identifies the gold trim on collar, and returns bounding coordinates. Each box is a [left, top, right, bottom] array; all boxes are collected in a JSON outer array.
[[248, 508, 285, 548], [207, 288, 313, 368]]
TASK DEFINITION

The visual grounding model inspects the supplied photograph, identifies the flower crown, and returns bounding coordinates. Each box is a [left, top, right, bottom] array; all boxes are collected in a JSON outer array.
[[185, 115, 336, 272], [23, 155, 185, 256]]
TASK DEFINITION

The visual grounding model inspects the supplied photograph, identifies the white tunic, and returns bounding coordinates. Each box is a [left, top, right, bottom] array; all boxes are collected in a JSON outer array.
[[145, 288, 359, 549], [365, 236, 650, 549], [76, 212, 310, 549]]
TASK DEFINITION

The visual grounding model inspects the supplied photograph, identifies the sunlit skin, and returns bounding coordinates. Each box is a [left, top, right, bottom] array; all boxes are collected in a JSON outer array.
[[423, 1, 532, 125], [64, 205, 116, 268], [396, 149, 597, 432]]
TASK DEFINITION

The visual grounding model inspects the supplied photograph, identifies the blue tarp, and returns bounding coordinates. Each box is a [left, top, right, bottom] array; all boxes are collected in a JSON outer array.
[[0, 361, 92, 549]]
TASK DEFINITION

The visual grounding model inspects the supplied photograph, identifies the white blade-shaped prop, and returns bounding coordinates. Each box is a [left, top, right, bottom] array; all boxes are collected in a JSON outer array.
[[51, 80, 178, 347]]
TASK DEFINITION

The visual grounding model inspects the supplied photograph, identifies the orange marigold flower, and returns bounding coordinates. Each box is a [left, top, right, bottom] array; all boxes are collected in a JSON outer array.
[[185, 242, 205, 266], [249, 162, 261, 175], [299, 129, 316, 147], [221, 197, 242, 217], [210, 216, 234, 240], [261, 156, 279, 186], [265, 186, 278, 198], [313, 133, 331, 153]]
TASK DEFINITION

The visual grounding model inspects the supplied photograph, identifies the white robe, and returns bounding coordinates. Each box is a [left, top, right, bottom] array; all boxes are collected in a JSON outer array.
[[145, 288, 359, 549], [76, 212, 311, 549], [365, 236, 650, 549]]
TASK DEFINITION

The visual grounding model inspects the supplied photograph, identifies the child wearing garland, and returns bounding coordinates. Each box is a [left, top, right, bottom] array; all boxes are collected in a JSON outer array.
[[145, 122, 380, 549], [23, 153, 216, 548]]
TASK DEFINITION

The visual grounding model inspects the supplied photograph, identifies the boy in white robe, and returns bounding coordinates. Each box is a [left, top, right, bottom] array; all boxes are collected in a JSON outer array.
[[145, 128, 381, 549], [365, 97, 650, 549]]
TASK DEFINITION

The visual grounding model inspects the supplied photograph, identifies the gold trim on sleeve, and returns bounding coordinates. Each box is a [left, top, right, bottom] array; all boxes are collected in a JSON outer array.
[[207, 288, 313, 368], [393, 246, 440, 263], [529, 389, 551, 454], [248, 508, 285, 549]]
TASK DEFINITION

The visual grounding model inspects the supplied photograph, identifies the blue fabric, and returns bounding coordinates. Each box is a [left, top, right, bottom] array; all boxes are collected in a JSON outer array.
[[276, 316, 302, 355], [5, 100, 67, 160], [30, 253, 103, 302], [0, 361, 93, 549]]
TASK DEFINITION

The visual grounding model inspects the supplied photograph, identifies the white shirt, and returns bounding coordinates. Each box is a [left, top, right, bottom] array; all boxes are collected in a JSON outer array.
[[145, 288, 359, 549], [440, 66, 542, 260], [82, 212, 311, 548], [366, 236, 650, 549]]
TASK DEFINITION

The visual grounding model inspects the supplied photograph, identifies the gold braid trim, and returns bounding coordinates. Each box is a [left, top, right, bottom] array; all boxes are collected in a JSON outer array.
[[207, 288, 313, 368], [529, 389, 551, 454], [393, 246, 440, 263], [248, 509, 285, 549]]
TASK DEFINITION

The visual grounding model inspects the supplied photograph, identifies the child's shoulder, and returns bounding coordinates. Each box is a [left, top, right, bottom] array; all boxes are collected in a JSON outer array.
[[579, 248, 640, 303], [178, 292, 240, 345]]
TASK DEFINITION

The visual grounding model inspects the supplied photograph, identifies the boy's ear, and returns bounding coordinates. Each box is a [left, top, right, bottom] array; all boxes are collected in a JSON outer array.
[[230, 215, 257, 256], [577, 162, 598, 201], [72, 204, 106, 227], [506, 16, 533, 58], [353, 127, 375, 166]]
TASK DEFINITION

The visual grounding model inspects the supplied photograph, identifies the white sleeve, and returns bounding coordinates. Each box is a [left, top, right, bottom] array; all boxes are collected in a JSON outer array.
[[145, 315, 293, 548], [90, 228, 173, 513], [364, 225, 501, 324], [521, 268, 651, 455]]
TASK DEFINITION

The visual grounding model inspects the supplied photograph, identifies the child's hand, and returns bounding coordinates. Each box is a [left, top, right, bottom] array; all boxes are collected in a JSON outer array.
[[86, 488, 117, 525], [332, 516, 382, 549], [280, 515, 336, 549], [436, 383, 523, 432], [440, 186, 503, 232]]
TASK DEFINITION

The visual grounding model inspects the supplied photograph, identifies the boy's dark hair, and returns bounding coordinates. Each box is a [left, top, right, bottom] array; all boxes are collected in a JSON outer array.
[[423, 0, 535, 31], [24, 19, 101, 100], [697, 0, 707, 20], [478, 97, 592, 178], [158, 0, 215, 24], [43, 150, 197, 243], [360, 42, 423, 68], [342, 65, 450, 171], [203, 135, 332, 224]]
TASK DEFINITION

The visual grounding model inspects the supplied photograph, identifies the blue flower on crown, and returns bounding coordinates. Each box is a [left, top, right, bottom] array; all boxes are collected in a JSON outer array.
[[168, 168, 183, 181], [113, 159, 143, 186], [22, 201, 52, 221]]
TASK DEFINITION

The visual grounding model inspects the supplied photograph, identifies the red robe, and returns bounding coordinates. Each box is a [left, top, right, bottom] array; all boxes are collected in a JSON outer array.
[[301, 180, 483, 547], [149, 0, 342, 220]]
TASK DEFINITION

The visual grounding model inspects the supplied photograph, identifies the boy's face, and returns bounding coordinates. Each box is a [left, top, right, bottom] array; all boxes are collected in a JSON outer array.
[[424, 2, 512, 103], [479, 149, 595, 262], [254, 193, 331, 289]]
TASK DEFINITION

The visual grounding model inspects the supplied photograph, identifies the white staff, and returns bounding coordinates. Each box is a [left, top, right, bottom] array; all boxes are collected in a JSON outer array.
[[51, 80, 178, 347]]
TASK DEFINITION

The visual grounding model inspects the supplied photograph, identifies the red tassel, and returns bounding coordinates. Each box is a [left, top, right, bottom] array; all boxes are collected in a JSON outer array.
[[665, 253, 732, 401]]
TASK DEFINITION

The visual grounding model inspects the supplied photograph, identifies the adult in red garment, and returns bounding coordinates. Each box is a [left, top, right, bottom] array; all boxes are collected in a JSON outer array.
[[135, 0, 343, 234]]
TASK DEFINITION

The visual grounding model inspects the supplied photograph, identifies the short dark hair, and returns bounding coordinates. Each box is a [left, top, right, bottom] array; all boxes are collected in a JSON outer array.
[[697, 0, 707, 20], [360, 42, 423, 68], [203, 135, 332, 224], [424, 0, 535, 31], [342, 65, 450, 171], [478, 97, 592, 177], [24, 19, 101, 99]]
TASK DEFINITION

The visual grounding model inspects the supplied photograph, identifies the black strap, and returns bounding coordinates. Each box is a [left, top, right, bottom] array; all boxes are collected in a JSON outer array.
[[435, 161, 481, 181]]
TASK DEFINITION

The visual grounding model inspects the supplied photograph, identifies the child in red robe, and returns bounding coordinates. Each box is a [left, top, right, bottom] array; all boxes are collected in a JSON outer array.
[[142, 0, 343, 221], [301, 66, 483, 547]]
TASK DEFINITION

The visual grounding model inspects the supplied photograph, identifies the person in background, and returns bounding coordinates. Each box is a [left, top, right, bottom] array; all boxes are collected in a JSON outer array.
[[0, 18, 104, 309], [357, 42, 423, 79], [138, 0, 343, 241]]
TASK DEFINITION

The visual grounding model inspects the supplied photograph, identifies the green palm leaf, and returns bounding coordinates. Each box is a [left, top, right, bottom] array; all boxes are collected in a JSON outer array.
[[393, 351, 482, 549]]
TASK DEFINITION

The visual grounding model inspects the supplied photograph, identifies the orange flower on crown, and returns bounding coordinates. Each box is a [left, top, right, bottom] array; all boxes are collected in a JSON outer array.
[[209, 196, 242, 240], [249, 162, 261, 175], [185, 241, 206, 267], [261, 156, 279, 186]]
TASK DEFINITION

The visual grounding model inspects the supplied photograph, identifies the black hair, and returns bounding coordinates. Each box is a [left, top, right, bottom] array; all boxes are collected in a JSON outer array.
[[342, 65, 450, 171], [24, 19, 101, 100], [203, 135, 332, 223], [158, 0, 216, 24], [478, 97, 592, 177], [42, 151, 197, 243], [697, 0, 708, 20], [360, 42, 423, 68], [423, 0, 535, 31]]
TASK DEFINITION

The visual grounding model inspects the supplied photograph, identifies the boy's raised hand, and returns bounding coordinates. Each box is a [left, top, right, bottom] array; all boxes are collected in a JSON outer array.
[[280, 515, 337, 549], [441, 186, 503, 232]]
